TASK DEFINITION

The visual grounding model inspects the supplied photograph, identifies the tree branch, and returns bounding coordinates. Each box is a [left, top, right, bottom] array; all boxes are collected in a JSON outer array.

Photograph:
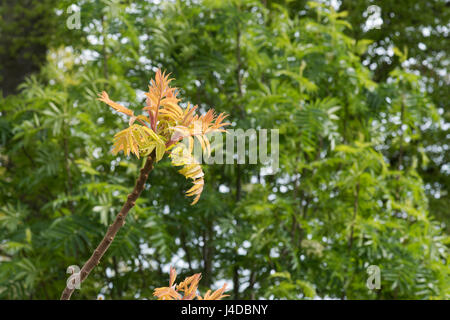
[[60, 153, 156, 300]]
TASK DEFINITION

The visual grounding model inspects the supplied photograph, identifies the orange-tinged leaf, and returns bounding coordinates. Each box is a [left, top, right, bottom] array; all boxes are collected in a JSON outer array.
[[169, 266, 177, 287], [198, 284, 229, 300], [160, 97, 182, 116], [195, 134, 207, 153], [185, 180, 204, 196], [98, 91, 134, 117], [111, 124, 166, 160], [169, 145, 205, 205], [177, 273, 202, 299], [136, 114, 151, 124], [179, 164, 204, 180], [153, 286, 181, 300]]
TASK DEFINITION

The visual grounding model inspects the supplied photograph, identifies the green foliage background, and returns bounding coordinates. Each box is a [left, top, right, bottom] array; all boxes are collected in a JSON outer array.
[[0, 0, 448, 299]]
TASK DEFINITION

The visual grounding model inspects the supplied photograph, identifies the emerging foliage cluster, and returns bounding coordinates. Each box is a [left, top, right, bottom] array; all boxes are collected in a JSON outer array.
[[98, 69, 229, 204]]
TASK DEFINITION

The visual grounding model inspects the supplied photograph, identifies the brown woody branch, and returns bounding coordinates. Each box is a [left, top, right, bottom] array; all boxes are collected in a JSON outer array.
[[60, 153, 156, 300]]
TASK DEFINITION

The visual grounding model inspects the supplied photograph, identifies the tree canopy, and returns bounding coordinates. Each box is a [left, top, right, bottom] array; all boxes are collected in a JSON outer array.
[[0, 0, 448, 300]]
